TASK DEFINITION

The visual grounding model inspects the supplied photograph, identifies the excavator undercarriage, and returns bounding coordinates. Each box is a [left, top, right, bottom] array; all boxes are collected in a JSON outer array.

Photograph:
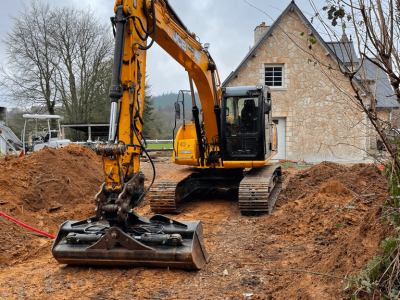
[[150, 165, 282, 215]]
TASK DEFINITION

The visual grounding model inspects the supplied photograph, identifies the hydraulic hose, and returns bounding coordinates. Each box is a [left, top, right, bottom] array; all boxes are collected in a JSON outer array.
[[0, 211, 56, 239], [132, 0, 157, 51], [132, 128, 156, 205]]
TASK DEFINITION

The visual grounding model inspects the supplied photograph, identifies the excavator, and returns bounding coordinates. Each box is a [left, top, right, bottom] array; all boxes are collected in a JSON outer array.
[[52, 0, 281, 269]]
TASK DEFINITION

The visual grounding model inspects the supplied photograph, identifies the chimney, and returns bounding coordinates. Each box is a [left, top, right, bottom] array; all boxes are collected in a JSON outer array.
[[254, 22, 270, 45]]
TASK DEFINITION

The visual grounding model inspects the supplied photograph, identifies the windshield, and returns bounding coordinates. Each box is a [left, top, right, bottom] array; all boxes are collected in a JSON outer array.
[[226, 97, 259, 136], [224, 96, 260, 157]]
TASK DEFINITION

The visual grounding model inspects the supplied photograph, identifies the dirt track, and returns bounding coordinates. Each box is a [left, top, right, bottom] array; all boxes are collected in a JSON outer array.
[[0, 145, 393, 299]]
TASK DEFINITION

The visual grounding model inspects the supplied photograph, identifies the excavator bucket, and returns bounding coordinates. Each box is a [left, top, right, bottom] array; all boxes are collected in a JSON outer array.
[[52, 214, 210, 269]]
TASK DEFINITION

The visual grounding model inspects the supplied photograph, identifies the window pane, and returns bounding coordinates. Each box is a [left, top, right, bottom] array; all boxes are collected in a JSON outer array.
[[265, 65, 284, 87]]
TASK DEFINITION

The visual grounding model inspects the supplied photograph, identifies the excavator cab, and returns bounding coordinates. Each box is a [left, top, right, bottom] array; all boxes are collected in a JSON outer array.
[[221, 85, 271, 162], [151, 85, 281, 215]]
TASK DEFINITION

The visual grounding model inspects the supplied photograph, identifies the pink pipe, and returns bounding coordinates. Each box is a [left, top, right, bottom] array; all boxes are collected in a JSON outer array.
[[0, 211, 56, 239]]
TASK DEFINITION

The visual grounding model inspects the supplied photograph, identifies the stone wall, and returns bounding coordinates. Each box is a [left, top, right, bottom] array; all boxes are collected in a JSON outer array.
[[391, 109, 400, 128], [226, 8, 369, 163], [368, 109, 390, 149]]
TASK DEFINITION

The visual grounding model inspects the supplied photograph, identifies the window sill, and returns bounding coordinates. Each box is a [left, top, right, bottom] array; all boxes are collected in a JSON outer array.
[[270, 88, 287, 91]]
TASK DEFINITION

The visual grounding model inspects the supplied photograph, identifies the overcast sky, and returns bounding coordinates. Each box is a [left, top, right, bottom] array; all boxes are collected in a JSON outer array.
[[0, 0, 331, 107]]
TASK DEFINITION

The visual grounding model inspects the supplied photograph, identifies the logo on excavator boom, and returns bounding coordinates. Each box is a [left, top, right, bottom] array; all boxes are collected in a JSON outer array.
[[173, 30, 187, 52]]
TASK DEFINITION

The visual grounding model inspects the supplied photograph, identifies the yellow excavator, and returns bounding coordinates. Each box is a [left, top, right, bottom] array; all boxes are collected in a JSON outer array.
[[52, 0, 281, 269]]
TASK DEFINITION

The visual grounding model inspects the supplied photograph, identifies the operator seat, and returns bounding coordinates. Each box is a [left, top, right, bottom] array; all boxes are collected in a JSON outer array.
[[241, 99, 257, 132]]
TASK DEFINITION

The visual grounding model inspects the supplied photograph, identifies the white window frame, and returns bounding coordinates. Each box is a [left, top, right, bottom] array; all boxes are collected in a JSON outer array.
[[264, 64, 284, 89]]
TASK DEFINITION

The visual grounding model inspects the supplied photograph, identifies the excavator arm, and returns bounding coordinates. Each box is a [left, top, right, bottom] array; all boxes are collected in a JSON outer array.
[[95, 0, 226, 220], [101, 0, 222, 193], [52, 0, 212, 269]]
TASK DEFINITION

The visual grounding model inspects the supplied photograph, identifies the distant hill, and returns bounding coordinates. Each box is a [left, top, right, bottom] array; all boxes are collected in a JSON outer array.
[[153, 92, 200, 108]]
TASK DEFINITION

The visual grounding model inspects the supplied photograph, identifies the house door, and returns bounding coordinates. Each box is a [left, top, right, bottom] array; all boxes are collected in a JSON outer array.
[[272, 118, 286, 160]]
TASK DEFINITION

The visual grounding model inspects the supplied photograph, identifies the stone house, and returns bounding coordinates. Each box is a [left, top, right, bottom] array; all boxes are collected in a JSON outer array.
[[326, 36, 398, 149], [222, 1, 398, 163]]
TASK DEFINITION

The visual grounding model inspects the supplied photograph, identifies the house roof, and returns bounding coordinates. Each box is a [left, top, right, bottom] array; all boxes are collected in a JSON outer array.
[[326, 35, 360, 66], [222, 1, 297, 87], [326, 39, 397, 109], [222, 1, 346, 86], [222, 1, 397, 109], [361, 59, 398, 109]]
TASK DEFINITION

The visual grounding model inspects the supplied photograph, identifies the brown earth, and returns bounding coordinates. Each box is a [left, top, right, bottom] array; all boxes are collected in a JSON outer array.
[[0, 146, 394, 299]]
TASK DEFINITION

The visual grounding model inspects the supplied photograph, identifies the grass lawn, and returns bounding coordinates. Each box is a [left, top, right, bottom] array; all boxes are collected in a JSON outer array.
[[147, 143, 173, 149]]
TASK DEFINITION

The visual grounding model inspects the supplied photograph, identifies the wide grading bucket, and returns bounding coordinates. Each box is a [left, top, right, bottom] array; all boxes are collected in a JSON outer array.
[[52, 214, 210, 269]]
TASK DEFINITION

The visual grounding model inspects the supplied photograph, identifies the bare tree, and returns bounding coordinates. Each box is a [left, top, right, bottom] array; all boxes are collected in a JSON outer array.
[[299, 0, 400, 170], [0, 0, 114, 123], [49, 5, 113, 123], [0, 1, 59, 114], [304, 0, 400, 297]]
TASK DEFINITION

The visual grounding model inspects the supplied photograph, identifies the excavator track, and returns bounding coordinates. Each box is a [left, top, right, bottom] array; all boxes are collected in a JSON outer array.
[[149, 181, 181, 213], [239, 165, 282, 215], [149, 172, 193, 213]]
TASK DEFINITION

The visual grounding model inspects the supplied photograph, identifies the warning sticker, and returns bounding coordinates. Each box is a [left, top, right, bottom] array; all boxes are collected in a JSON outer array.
[[188, 44, 194, 54], [195, 50, 201, 63], [173, 30, 187, 52]]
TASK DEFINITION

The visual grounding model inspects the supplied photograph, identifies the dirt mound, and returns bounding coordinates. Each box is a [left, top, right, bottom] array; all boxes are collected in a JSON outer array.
[[319, 181, 349, 195], [0, 144, 104, 264], [262, 161, 392, 298], [0, 144, 104, 211], [0, 159, 393, 299], [284, 162, 384, 201]]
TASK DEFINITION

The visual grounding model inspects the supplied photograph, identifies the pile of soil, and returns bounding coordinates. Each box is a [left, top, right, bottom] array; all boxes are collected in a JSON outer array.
[[259, 162, 391, 298], [0, 144, 104, 264], [0, 157, 394, 299]]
